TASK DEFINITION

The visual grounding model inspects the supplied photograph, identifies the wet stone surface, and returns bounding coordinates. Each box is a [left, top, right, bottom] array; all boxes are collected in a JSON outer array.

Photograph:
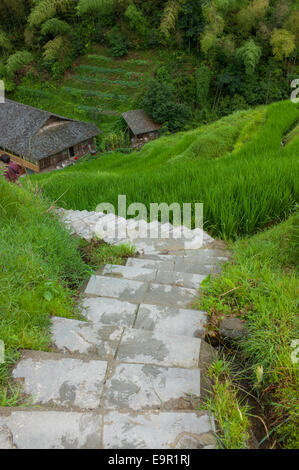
[[1, 213, 232, 448]]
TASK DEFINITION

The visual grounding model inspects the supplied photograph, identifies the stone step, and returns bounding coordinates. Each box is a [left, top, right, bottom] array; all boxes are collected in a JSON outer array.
[[102, 410, 215, 449], [101, 264, 206, 289], [102, 363, 202, 411], [117, 329, 202, 368], [126, 257, 175, 271], [12, 351, 108, 410], [0, 409, 215, 449], [51, 317, 122, 359], [127, 252, 230, 275], [81, 298, 207, 338], [81, 297, 138, 327], [51, 317, 202, 367], [85, 275, 197, 308], [135, 304, 207, 338]]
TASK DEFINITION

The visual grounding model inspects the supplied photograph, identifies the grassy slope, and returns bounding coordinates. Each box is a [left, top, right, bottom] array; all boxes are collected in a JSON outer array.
[[12, 46, 162, 135], [0, 180, 133, 405], [200, 213, 299, 448], [31, 100, 299, 240]]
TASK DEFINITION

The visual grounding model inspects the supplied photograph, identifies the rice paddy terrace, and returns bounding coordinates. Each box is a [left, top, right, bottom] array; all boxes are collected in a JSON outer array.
[[31, 100, 299, 240], [13, 46, 161, 134]]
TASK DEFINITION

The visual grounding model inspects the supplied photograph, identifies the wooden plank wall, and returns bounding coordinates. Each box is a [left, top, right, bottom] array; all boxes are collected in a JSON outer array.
[[0, 150, 39, 173]]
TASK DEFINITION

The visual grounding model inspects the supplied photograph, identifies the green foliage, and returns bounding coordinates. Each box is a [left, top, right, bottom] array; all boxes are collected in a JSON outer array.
[[200, 213, 299, 448], [77, 0, 113, 16], [107, 29, 128, 57], [0, 29, 12, 52], [160, 0, 181, 39], [204, 358, 251, 449], [142, 79, 192, 132], [41, 18, 72, 36], [6, 50, 34, 75], [195, 66, 212, 107], [125, 2, 148, 38], [236, 40, 262, 75], [43, 36, 67, 61], [100, 130, 129, 151], [28, 0, 57, 27], [271, 28, 296, 61], [30, 101, 299, 240]]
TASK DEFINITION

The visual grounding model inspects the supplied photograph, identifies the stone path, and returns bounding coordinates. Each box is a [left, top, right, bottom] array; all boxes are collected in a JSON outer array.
[[0, 210, 231, 449]]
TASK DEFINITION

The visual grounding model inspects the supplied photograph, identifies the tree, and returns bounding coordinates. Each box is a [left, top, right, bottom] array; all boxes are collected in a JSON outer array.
[[236, 39, 262, 75], [160, 0, 182, 39], [76, 0, 114, 16], [6, 50, 34, 75], [195, 66, 212, 107], [142, 79, 191, 132], [271, 29, 296, 61]]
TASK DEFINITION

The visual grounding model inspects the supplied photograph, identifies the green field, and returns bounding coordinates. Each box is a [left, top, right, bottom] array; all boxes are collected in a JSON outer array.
[[12, 45, 162, 134], [30, 100, 299, 240]]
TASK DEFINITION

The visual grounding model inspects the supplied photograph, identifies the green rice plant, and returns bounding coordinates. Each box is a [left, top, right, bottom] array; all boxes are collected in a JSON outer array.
[[72, 75, 140, 87], [76, 64, 142, 78], [62, 86, 129, 102], [31, 101, 299, 240]]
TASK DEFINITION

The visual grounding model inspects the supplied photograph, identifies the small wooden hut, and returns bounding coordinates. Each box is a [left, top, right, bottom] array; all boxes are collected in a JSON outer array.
[[122, 109, 161, 149], [0, 99, 101, 173]]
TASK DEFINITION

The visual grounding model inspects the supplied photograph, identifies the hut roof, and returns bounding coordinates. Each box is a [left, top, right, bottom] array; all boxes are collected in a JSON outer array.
[[0, 99, 101, 162], [122, 109, 161, 136]]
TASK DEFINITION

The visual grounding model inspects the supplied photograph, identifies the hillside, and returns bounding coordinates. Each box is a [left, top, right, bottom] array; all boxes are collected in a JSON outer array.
[[30, 100, 299, 240], [12, 45, 163, 135]]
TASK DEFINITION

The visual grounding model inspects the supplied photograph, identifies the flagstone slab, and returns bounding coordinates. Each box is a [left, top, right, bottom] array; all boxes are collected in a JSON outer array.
[[117, 329, 201, 368], [143, 283, 197, 308], [102, 411, 215, 449], [126, 257, 175, 271], [85, 275, 148, 303], [102, 363, 201, 411], [155, 270, 206, 289], [12, 351, 108, 409], [51, 317, 122, 359], [102, 264, 157, 282], [81, 297, 138, 327], [135, 304, 207, 338], [0, 411, 102, 449], [174, 258, 222, 275]]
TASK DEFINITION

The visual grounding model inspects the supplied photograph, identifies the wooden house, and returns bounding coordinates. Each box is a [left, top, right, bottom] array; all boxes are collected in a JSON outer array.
[[122, 109, 161, 149], [0, 99, 101, 173]]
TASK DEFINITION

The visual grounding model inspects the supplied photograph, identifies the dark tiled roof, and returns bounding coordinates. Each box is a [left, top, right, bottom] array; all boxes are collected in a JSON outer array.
[[122, 109, 161, 136], [0, 99, 101, 162]]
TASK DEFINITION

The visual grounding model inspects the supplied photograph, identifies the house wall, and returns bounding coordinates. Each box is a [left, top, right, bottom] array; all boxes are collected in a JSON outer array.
[[131, 131, 159, 149], [39, 138, 96, 171]]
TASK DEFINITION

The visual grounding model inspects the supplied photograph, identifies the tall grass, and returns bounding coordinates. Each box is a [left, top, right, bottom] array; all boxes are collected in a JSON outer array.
[[200, 212, 299, 448], [31, 101, 299, 239], [0, 181, 91, 402]]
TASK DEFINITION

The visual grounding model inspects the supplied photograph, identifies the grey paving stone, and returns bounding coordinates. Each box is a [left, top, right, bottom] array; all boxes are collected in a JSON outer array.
[[143, 283, 197, 308], [103, 411, 215, 449], [127, 238, 186, 255], [85, 275, 148, 303], [117, 329, 201, 368], [156, 270, 206, 289], [103, 363, 201, 410], [0, 424, 14, 449], [12, 351, 108, 409], [126, 257, 175, 271], [0, 411, 102, 449], [102, 264, 157, 282], [81, 297, 138, 328], [135, 304, 207, 338], [174, 258, 222, 275], [51, 317, 122, 359]]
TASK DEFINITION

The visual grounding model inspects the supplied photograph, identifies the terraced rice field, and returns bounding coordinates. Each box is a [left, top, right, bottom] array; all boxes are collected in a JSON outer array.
[[13, 46, 160, 134]]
